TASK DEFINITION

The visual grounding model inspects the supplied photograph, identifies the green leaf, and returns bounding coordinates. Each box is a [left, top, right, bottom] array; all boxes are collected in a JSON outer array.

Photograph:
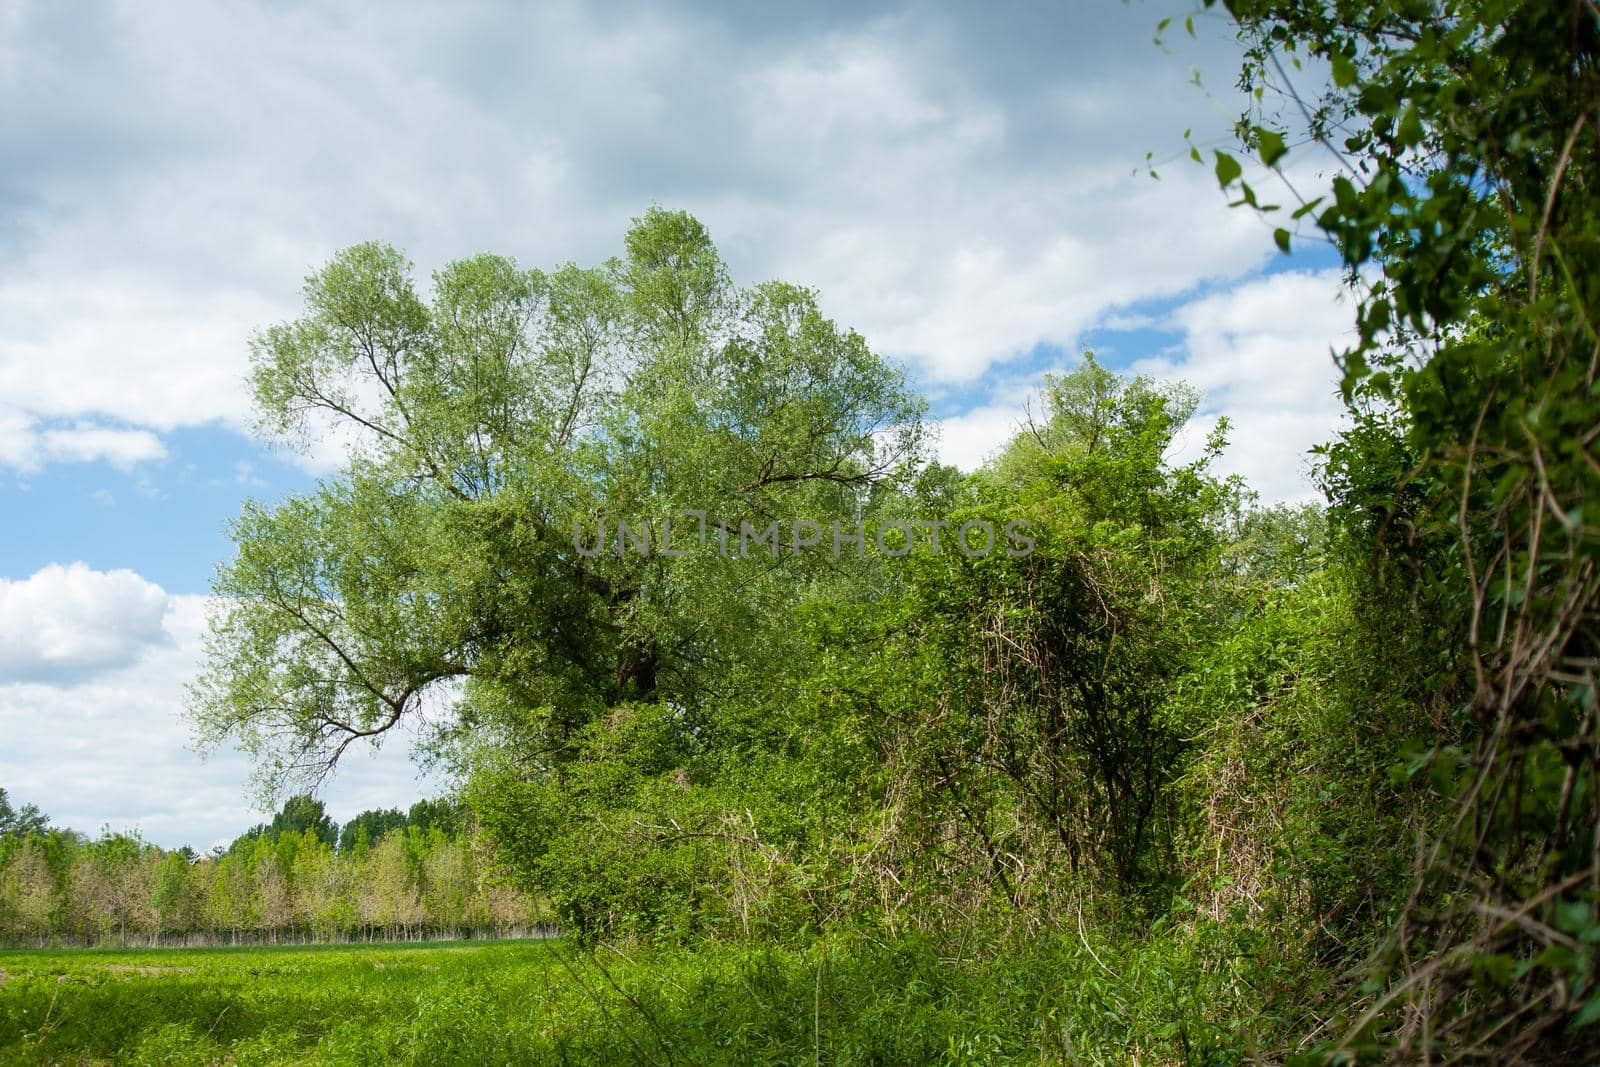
[[1274, 228, 1292, 253], [1473, 953, 1514, 989], [1291, 197, 1324, 220], [1257, 128, 1288, 166], [1534, 944, 1577, 973], [1213, 150, 1242, 188], [1554, 899, 1593, 937], [1396, 105, 1424, 148], [1331, 53, 1357, 88]]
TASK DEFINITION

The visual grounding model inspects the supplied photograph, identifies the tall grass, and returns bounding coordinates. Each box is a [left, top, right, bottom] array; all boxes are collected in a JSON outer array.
[[0, 927, 1297, 1064]]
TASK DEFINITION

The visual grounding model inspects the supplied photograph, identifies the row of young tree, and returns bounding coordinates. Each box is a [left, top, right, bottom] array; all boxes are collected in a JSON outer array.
[[0, 791, 539, 946], [183, 1, 1597, 1059]]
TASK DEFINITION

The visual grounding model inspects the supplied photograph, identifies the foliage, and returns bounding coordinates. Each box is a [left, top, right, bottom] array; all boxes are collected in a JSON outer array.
[[184, 198, 1517, 1060], [189, 207, 922, 799], [228, 795, 338, 853], [1200, 0, 1600, 1059], [0, 789, 48, 838], [0, 800, 535, 948], [783, 357, 1243, 923], [337, 808, 407, 856]]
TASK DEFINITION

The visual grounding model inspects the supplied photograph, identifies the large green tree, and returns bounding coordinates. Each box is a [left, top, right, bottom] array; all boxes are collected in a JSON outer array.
[[815, 357, 1239, 907], [189, 206, 922, 797]]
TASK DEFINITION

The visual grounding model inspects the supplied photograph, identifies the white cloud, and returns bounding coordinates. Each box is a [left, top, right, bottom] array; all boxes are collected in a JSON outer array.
[[0, 405, 36, 470], [928, 270, 1356, 501], [790, 165, 1269, 383], [731, 20, 1270, 383], [0, 406, 169, 473], [933, 402, 1031, 470], [1099, 311, 1159, 332], [0, 1, 1265, 471], [0, 568, 446, 849], [38, 423, 168, 469], [232, 459, 265, 487], [0, 562, 172, 682], [1135, 268, 1356, 502], [0, 281, 280, 436]]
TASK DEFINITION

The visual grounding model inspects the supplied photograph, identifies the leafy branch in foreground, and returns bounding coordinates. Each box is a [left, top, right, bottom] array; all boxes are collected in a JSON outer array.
[[1203, 0, 1600, 1059]]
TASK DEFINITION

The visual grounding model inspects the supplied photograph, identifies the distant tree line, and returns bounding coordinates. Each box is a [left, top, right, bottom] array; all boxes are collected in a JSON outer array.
[[225, 793, 466, 856], [0, 789, 541, 947]]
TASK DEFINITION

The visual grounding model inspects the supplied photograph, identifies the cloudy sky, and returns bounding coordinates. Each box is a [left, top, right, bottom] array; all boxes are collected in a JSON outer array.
[[0, 0, 1354, 849]]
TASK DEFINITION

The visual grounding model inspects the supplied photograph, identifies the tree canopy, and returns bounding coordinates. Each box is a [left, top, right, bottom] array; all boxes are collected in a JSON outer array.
[[190, 206, 923, 795], [0, 789, 48, 837]]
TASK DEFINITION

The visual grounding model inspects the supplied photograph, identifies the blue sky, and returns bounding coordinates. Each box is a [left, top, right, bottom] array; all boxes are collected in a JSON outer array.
[[0, 0, 1355, 848]]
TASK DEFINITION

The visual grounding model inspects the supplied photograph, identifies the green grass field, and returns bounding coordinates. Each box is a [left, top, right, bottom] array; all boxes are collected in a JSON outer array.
[[0, 936, 1153, 1065], [0, 932, 1280, 1063], [0, 940, 557, 1065]]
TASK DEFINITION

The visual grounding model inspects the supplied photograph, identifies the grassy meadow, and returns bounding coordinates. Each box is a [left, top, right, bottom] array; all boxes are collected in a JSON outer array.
[[0, 931, 1285, 1065]]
